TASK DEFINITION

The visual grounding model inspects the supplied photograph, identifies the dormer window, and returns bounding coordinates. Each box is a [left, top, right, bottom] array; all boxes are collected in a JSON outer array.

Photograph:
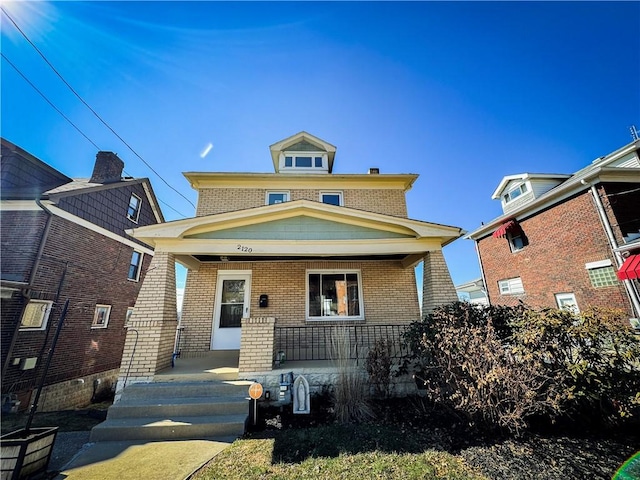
[[503, 183, 528, 203], [281, 153, 327, 172]]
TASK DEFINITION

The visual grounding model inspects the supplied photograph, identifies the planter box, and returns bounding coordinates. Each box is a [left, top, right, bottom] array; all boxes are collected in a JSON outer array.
[[0, 427, 58, 480]]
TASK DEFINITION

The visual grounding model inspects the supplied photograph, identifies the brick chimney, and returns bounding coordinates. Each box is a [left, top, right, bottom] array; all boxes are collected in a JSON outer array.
[[90, 152, 124, 184]]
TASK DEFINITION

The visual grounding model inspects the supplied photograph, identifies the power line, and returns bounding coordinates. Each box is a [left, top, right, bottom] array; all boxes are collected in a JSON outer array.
[[1, 6, 196, 210], [2, 53, 187, 219], [1, 53, 101, 151]]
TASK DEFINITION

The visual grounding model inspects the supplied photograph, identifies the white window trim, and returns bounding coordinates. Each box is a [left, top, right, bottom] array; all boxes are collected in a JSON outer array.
[[305, 269, 365, 321], [279, 152, 328, 172], [555, 293, 579, 313], [92, 304, 112, 329], [319, 191, 344, 206], [503, 182, 529, 204], [265, 191, 290, 205], [19, 300, 53, 331], [128, 251, 144, 282], [585, 259, 612, 270], [507, 231, 525, 252], [498, 277, 524, 295], [127, 193, 142, 223]]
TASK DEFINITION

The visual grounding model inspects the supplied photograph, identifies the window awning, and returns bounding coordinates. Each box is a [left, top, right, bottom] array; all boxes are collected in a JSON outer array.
[[617, 254, 640, 281], [492, 220, 518, 239]]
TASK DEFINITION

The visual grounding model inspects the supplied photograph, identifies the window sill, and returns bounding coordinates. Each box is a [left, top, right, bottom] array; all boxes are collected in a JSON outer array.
[[306, 317, 365, 322]]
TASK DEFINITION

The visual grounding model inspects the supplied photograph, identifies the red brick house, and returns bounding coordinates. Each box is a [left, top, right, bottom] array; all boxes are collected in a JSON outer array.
[[467, 139, 640, 323], [1, 138, 164, 411]]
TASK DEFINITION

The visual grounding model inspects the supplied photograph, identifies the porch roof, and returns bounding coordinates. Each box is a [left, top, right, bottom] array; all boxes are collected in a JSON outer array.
[[127, 200, 464, 270]]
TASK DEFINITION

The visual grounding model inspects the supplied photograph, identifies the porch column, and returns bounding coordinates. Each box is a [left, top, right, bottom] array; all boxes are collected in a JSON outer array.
[[422, 250, 457, 314], [115, 251, 178, 397], [238, 317, 275, 373]]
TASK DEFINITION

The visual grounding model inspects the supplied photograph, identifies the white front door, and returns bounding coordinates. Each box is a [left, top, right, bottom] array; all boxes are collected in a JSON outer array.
[[211, 271, 251, 350]]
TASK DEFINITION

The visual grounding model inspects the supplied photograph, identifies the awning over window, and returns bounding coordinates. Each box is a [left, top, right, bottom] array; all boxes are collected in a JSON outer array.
[[492, 220, 518, 239], [617, 254, 640, 281]]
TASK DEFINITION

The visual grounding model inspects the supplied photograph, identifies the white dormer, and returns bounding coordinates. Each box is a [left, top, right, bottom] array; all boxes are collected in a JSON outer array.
[[492, 173, 571, 214], [269, 131, 337, 174]]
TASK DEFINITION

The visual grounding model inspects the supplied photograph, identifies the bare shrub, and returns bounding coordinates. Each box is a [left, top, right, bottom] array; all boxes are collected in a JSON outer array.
[[366, 339, 393, 398], [330, 326, 374, 423]]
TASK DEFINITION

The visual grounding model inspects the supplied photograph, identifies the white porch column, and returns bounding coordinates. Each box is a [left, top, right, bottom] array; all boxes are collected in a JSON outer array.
[[115, 251, 178, 398], [422, 250, 457, 314]]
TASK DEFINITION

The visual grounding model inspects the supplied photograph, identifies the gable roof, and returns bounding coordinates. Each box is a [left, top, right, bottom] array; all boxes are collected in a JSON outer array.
[[1, 138, 72, 199], [269, 131, 337, 173], [468, 139, 640, 240]]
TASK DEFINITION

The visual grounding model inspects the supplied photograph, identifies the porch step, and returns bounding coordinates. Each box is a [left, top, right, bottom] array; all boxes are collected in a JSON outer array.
[[89, 415, 247, 441], [91, 380, 249, 442]]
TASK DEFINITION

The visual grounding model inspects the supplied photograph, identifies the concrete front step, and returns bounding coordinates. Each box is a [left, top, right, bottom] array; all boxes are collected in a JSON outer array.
[[91, 380, 251, 442], [107, 397, 248, 419], [90, 414, 247, 441], [120, 381, 250, 400]]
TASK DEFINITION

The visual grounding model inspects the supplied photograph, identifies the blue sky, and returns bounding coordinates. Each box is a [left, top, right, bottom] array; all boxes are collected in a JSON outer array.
[[2, 1, 639, 294]]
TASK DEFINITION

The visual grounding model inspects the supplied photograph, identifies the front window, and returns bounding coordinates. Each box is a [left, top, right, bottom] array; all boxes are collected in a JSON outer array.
[[266, 191, 290, 205], [20, 300, 53, 330], [128, 251, 143, 281], [92, 305, 111, 328], [281, 153, 326, 171], [307, 270, 363, 320], [127, 193, 142, 222], [320, 191, 343, 206]]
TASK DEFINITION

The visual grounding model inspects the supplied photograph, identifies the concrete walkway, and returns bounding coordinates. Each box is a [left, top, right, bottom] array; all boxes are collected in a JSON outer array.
[[55, 436, 231, 480]]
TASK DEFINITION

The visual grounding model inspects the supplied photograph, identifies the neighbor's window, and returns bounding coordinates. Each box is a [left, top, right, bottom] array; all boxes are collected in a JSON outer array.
[[320, 191, 343, 206], [587, 266, 618, 288], [307, 270, 363, 320], [128, 251, 143, 281], [92, 305, 111, 328], [20, 300, 53, 330], [266, 191, 290, 205], [555, 293, 579, 314], [503, 183, 528, 204], [507, 231, 526, 252], [127, 193, 142, 222], [498, 277, 524, 295]]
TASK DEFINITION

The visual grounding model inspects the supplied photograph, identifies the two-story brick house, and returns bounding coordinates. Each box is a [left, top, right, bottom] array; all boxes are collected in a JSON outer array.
[[117, 132, 463, 391], [467, 139, 640, 322], [1, 138, 164, 411]]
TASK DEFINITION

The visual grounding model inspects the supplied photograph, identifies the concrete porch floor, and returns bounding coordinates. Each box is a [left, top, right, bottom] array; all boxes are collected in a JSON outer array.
[[154, 351, 337, 383]]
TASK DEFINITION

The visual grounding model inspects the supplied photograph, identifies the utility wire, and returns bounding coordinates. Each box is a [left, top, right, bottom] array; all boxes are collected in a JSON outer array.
[[3, 53, 187, 219], [1, 6, 196, 210], [2, 53, 101, 151]]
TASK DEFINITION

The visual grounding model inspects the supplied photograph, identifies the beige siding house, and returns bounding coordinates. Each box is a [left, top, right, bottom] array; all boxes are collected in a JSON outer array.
[[116, 132, 463, 391]]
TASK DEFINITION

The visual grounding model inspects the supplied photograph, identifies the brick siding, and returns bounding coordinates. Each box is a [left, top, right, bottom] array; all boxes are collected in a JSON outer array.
[[180, 260, 420, 356], [477, 189, 632, 315], [196, 187, 408, 218]]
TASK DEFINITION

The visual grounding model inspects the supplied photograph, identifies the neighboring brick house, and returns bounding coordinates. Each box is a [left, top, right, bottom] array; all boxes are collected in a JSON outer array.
[[1, 138, 164, 411], [467, 139, 640, 322], [118, 131, 463, 390]]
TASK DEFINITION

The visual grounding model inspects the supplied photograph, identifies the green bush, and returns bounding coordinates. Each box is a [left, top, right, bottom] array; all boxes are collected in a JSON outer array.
[[402, 302, 640, 434]]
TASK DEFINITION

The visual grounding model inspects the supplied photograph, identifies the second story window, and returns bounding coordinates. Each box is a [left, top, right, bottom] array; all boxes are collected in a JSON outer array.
[[320, 191, 343, 206], [507, 230, 527, 252], [20, 300, 53, 330], [127, 193, 142, 222], [266, 191, 290, 205], [128, 251, 143, 281]]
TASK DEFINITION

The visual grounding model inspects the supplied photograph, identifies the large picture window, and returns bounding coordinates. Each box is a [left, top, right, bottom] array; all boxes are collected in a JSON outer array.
[[307, 270, 363, 320]]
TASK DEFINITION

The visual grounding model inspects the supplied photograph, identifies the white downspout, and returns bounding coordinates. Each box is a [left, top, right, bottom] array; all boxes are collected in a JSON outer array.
[[589, 184, 640, 318]]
